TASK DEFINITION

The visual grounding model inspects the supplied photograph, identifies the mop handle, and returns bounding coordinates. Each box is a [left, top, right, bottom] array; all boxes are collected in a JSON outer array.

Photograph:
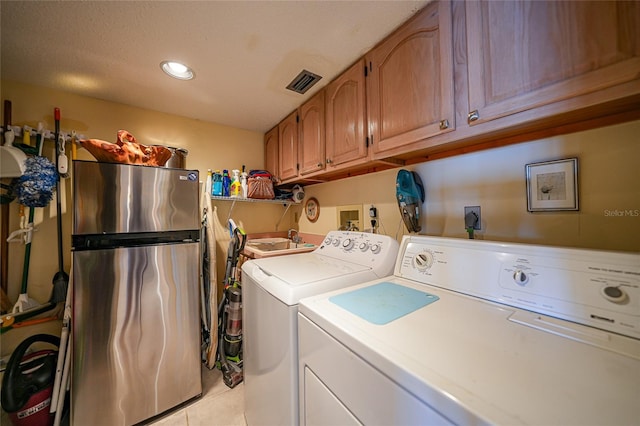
[[54, 108, 64, 272], [18, 208, 35, 294]]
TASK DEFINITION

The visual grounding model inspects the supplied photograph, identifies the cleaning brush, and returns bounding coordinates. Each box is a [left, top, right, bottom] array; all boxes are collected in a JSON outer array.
[[15, 156, 57, 208]]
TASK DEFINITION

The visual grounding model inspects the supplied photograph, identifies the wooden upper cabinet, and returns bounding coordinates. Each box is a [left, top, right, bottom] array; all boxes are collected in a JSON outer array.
[[298, 90, 326, 176], [325, 59, 368, 167], [278, 111, 298, 181], [367, 0, 454, 155], [264, 126, 279, 182], [465, 0, 640, 126]]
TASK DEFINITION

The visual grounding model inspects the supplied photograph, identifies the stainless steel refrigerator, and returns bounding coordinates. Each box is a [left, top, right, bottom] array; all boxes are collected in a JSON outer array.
[[71, 160, 202, 425]]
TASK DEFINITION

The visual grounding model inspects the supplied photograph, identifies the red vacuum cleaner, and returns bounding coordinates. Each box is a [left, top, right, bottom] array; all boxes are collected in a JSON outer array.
[[1, 334, 60, 426]]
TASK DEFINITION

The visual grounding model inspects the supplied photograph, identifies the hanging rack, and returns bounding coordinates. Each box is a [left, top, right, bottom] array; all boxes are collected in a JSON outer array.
[[1, 124, 87, 178], [2, 124, 87, 143]]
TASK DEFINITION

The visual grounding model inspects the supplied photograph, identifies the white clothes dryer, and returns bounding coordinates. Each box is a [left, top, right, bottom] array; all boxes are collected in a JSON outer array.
[[298, 235, 640, 425], [241, 231, 399, 426]]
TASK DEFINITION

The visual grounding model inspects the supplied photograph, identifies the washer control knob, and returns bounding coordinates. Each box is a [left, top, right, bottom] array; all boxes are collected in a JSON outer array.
[[332, 238, 340, 247], [359, 242, 369, 252], [370, 244, 381, 254], [342, 238, 355, 250], [513, 270, 529, 286], [601, 286, 628, 304], [324, 237, 332, 245], [413, 251, 434, 270]]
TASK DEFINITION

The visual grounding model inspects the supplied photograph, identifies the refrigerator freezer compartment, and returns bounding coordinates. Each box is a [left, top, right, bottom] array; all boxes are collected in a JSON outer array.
[[73, 160, 200, 235]]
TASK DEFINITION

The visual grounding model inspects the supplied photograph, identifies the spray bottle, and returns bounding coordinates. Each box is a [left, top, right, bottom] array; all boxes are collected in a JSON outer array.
[[240, 170, 248, 199], [230, 169, 241, 198]]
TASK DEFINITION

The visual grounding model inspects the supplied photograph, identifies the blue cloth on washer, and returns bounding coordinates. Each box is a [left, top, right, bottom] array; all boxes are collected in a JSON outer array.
[[329, 282, 439, 325]]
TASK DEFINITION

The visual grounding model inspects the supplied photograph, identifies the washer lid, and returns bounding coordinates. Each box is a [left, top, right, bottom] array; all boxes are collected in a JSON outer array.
[[243, 253, 374, 305], [249, 253, 370, 285]]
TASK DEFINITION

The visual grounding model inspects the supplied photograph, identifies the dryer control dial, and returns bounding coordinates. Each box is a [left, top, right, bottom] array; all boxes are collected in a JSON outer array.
[[513, 270, 529, 286], [370, 244, 381, 254], [359, 242, 369, 252], [601, 286, 628, 304], [413, 251, 434, 270]]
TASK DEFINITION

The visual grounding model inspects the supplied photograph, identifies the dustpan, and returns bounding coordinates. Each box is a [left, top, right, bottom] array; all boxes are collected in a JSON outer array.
[[1, 129, 27, 178], [10, 206, 40, 313]]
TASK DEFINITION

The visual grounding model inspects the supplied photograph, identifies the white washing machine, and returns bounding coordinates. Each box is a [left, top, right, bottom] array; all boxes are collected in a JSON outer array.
[[298, 236, 640, 425], [241, 231, 399, 426]]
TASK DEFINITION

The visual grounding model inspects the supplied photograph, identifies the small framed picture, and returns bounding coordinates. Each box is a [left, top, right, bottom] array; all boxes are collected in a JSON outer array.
[[525, 158, 578, 212]]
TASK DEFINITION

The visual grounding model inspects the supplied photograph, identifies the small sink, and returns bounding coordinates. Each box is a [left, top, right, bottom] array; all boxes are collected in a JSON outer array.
[[246, 238, 290, 251], [244, 238, 317, 258]]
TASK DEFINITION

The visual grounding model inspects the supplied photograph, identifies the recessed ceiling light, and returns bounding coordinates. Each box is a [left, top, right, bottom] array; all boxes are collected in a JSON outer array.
[[160, 61, 195, 80]]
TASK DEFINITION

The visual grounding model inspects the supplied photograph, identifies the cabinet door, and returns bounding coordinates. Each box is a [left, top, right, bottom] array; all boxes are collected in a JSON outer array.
[[326, 60, 368, 167], [465, 1, 640, 126], [264, 126, 279, 182], [278, 111, 298, 181], [299, 90, 326, 175], [367, 0, 454, 155]]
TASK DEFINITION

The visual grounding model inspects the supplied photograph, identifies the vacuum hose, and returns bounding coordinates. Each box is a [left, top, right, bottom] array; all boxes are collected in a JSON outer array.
[[1, 334, 60, 425]]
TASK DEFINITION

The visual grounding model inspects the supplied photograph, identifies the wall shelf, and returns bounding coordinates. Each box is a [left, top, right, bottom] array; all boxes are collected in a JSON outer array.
[[210, 196, 291, 205], [210, 196, 295, 230]]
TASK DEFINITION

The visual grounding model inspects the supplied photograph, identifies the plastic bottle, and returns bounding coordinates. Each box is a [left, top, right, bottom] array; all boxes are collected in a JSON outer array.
[[240, 171, 248, 199], [230, 169, 241, 198], [222, 170, 231, 197], [212, 170, 223, 196], [205, 169, 212, 196]]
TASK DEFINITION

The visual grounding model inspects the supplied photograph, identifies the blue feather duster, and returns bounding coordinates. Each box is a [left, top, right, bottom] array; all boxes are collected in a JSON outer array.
[[15, 156, 58, 207]]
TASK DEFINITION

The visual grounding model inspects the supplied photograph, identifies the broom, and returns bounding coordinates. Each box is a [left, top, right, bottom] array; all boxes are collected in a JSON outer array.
[[51, 107, 69, 307]]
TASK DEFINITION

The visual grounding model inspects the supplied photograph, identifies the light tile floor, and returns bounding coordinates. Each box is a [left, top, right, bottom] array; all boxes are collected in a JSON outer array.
[[149, 366, 246, 426], [0, 365, 243, 426]]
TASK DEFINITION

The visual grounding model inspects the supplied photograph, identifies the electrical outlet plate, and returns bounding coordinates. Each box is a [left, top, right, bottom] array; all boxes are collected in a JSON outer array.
[[464, 206, 481, 230]]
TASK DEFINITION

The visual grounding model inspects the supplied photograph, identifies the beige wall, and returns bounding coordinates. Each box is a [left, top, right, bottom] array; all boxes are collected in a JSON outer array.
[[1, 80, 291, 305], [2, 80, 264, 174], [2, 79, 638, 308], [300, 120, 640, 253]]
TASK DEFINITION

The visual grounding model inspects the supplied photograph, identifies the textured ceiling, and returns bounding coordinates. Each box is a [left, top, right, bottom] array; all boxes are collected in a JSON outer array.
[[1, 1, 429, 133]]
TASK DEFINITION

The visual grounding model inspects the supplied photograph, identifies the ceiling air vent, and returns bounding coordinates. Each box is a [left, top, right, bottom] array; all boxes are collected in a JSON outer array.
[[286, 69, 322, 94]]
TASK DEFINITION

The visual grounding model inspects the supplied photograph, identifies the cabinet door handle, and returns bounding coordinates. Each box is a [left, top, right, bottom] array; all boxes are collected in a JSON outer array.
[[326, 159, 332, 164], [468, 110, 480, 123], [439, 119, 450, 130], [317, 163, 323, 168]]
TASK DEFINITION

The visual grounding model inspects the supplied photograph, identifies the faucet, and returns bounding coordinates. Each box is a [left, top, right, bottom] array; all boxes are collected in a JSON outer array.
[[339, 220, 359, 231], [287, 229, 302, 244]]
